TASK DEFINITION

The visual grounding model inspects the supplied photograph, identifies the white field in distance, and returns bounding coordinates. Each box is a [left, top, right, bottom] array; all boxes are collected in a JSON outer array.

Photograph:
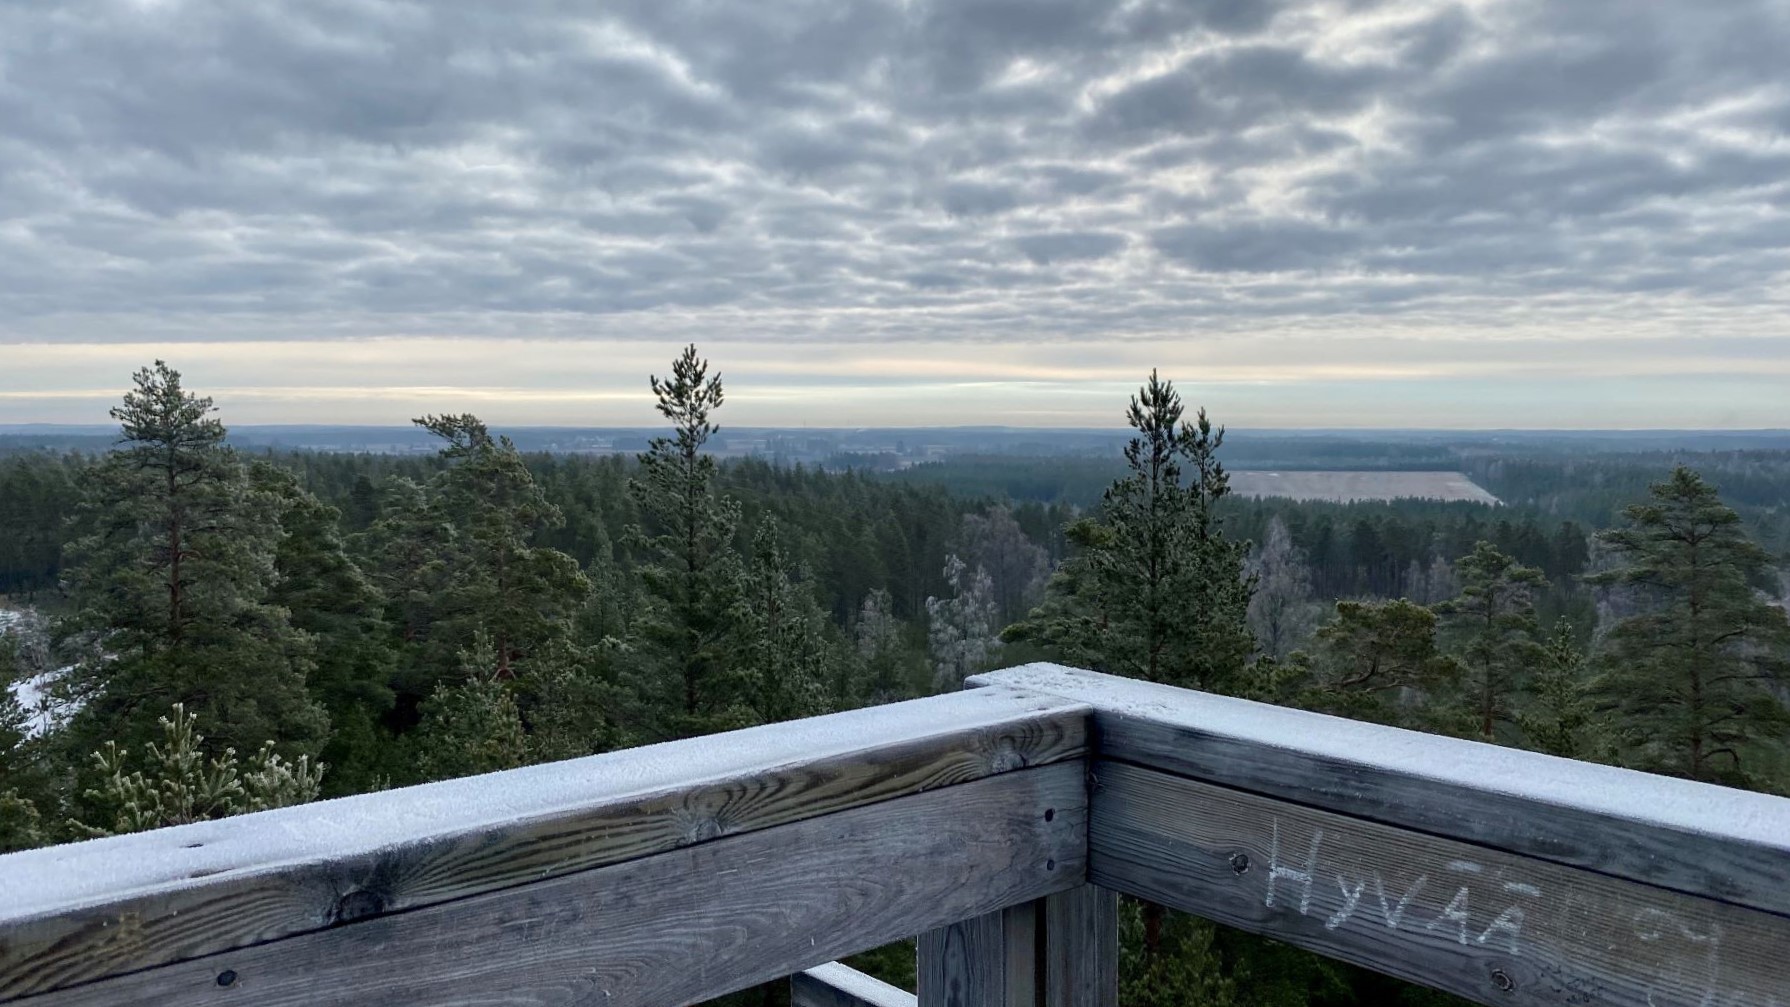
[[1229, 471, 1500, 505]]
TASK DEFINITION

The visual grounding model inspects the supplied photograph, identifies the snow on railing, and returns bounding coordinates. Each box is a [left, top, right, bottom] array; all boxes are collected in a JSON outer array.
[[4, 665, 1788, 1007]]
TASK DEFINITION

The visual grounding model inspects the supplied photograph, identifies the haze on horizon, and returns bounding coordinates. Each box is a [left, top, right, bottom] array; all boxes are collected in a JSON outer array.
[[2, 1, 1788, 429]]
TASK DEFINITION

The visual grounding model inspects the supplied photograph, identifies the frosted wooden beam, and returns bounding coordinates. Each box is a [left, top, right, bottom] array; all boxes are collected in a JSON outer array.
[[793, 963, 918, 1007], [0, 687, 1088, 1001], [971, 663, 1790, 919], [14, 764, 1087, 1007], [1092, 759, 1790, 1007]]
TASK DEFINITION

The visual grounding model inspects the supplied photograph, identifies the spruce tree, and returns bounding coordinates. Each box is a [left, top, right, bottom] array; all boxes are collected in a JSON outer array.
[[627, 345, 747, 738], [359, 477, 457, 656], [1587, 467, 1790, 786], [1435, 542, 1546, 742], [1519, 622, 1609, 761], [733, 518, 834, 723], [856, 588, 915, 702], [58, 362, 325, 758]]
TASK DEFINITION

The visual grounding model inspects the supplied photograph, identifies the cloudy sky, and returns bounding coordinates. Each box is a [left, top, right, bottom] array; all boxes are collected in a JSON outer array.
[[2, 0, 1787, 428]]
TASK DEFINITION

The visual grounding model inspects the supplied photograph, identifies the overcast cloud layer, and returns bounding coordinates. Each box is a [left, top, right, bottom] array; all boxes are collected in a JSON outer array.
[[2, 0, 1787, 426]]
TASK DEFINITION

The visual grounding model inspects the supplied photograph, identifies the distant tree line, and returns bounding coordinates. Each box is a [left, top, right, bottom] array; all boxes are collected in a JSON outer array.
[[3, 353, 1788, 1007]]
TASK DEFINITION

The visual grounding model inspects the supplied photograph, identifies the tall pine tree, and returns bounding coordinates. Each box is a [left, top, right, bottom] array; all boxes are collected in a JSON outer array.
[[1435, 542, 1546, 743], [58, 362, 325, 759], [627, 345, 749, 738], [1007, 371, 1253, 691], [1588, 467, 1790, 787]]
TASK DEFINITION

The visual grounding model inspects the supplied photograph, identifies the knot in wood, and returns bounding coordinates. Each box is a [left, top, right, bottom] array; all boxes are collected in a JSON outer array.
[[674, 808, 725, 845], [983, 739, 1025, 773], [330, 889, 388, 925], [1490, 969, 1515, 994]]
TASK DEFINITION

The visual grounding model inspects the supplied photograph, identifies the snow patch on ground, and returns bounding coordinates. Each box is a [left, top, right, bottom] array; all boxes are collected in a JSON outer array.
[[8, 666, 77, 739], [2, 605, 77, 738]]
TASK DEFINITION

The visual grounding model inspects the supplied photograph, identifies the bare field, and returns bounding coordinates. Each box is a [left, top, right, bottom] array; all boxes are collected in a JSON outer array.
[[1229, 471, 1500, 505]]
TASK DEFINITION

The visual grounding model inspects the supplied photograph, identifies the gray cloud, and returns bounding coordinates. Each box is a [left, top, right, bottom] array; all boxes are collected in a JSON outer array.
[[0, 0, 1787, 346]]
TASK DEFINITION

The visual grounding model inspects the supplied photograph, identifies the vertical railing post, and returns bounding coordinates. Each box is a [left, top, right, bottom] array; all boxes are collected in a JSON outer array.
[[918, 887, 1118, 1007]]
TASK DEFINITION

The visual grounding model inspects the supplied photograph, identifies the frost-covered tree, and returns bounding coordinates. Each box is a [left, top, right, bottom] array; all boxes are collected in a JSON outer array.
[[856, 588, 911, 702], [77, 703, 322, 837], [58, 362, 326, 759], [628, 345, 746, 738], [1, 632, 46, 851], [514, 636, 626, 764], [1247, 518, 1317, 661], [927, 555, 1000, 692], [1588, 468, 1790, 785], [414, 637, 528, 782], [959, 507, 1049, 627]]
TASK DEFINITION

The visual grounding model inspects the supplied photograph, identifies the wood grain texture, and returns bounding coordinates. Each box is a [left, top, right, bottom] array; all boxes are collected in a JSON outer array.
[[918, 888, 1118, 1007], [792, 964, 917, 1007], [1091, 760, 1790, 1007], [0, 688, 1087, 1002], [1042, 888, 1117, 1007], [919, 906, 1037, 1007], [972, 664, 1790, 919], [20, 762, 1086, 1007]]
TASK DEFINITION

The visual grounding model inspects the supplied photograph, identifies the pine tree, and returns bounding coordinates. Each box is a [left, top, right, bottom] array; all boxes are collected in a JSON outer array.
[[1587, 467, 1790, 786], [58, 362, 326, 758], [733, 518, 834, 723], [77, 703, 323, 837], [1519, 622, 1609, 761], [627, 345, 747, 738], [1301, 600, 1456, 727], [251, 463, 398, 796], [1006, 372, 1253, 692], [413, 414, 590, 679], [414, 637, 528, 782], [1435, 542, 1547, 743]]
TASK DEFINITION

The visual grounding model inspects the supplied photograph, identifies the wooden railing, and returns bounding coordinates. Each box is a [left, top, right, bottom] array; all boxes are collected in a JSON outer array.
[[2, 664, 1787, 1007]]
